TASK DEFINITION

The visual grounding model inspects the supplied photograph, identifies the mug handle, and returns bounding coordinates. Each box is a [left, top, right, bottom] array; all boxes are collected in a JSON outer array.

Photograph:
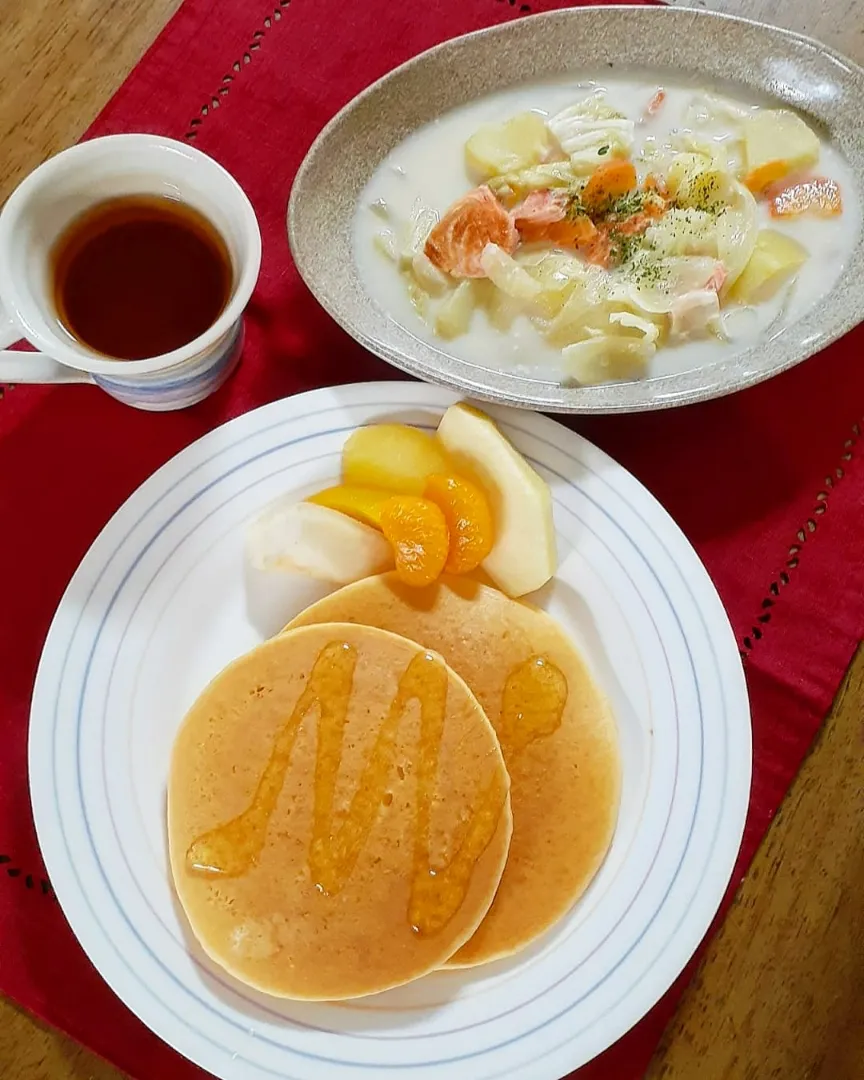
[[0, 302, 92, 385]]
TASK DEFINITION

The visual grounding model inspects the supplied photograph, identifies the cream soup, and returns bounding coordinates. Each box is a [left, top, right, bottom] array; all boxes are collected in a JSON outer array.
[[354, 75, 860, 386]]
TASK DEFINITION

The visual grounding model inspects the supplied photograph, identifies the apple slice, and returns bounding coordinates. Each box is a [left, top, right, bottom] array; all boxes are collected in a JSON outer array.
[[436, 403, 556, 596], [342, 423, 451, 495], [246, 498, 392, 584]]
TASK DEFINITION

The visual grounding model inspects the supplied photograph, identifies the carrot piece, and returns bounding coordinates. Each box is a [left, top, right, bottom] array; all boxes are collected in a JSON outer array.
[[613, 213, 653, 237], [581, 161, 638, 213], [744, 159, 789, 195], [545, 214, 598, 248], [645, 89, 666, 117], [770, 177, 842, 218]]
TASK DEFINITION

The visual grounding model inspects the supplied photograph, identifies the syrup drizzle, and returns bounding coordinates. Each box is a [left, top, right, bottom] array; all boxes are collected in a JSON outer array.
[[186, 642, 567, 935]]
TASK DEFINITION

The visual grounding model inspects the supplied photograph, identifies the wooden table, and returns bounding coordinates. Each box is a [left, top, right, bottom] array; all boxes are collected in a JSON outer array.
[[1, 0, 863, 1076]]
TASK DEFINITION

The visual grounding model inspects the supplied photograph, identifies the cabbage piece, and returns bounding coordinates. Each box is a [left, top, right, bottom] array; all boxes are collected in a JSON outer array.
[[608, 310, 662, 344], [484, 284, 521, 331], [618, 255, 721, 314], [548, 97, 635, 174], [669, 289, 721, 341], [407, 280, 430, 320], [562, 336, 655, 385], [487, 161, 578, 204], [667, 153, 730, 209], [678, 92, 752, 175], [645, 209, 719, 257], [716, 181, 758, 293], [675, 132, 744, 177], [683, 92, 753, 127], [544, 268, 614, 346], [374, 229, 398, 262], [524, 252, 596, 318], [410, 251, 451, 295], [435, 281, 477, 339], [370, 198, 390, 221], [480, 243, 542, 302], [399, 203, 438, 270], [666, 153, 712, 195]]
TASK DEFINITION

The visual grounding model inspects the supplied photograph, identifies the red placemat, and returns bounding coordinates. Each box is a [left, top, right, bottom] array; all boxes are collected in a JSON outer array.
[[2, 0, 863, 1077]]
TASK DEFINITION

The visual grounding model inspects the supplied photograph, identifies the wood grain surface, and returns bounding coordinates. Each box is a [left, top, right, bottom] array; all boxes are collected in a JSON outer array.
[[1, 0, 863, 1077]]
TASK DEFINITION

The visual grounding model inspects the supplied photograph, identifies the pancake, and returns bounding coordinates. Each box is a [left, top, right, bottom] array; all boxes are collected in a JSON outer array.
[[288, 574, 620, 967], [168, 623, 512, 999]]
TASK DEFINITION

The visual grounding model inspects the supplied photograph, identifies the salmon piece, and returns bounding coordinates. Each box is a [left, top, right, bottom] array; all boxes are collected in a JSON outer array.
[[770, 177, 842, 218], [612, 213, 653, 237], [581, 226, 612, 269], [424, 186, 518, 278], [511, 189, 569, 227], [643, 191, 668, 218], [644, 173, 669, 199], [511, 190, 598, 248], [705, 263, 728, 293]]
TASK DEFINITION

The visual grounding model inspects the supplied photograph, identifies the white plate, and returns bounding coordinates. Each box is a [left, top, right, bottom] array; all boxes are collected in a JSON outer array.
[[29, 382, 750, 1079]]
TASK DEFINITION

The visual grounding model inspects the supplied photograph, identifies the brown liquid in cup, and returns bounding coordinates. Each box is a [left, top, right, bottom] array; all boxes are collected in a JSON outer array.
[[51, 195, 233, 361]]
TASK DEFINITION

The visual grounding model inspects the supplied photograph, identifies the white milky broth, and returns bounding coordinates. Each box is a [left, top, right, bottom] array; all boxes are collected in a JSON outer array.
[[354, 73, 860, 385]]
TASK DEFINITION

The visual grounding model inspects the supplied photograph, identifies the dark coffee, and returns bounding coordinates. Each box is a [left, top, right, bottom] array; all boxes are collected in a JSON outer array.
[[51, 195, 233, 361]]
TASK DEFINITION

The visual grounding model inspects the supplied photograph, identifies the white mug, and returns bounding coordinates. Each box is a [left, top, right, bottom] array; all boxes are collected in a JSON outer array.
[[0, 134, 261, 411]]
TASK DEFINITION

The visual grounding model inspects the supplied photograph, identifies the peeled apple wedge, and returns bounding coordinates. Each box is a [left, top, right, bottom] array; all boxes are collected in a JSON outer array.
[[436, 403, 556, 597], [465, 112, 553, 180], [342, 423, 452, 495], [246, 498, 392, 584], [743, 109, 820, 174], [731, 229, 808, 304]]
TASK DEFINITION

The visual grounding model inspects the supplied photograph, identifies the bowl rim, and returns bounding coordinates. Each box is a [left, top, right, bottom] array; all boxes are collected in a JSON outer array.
[[288, 5, 864, 413]]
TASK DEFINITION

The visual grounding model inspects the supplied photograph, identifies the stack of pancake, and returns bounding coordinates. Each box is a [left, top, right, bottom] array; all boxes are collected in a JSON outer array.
[[169, 573, 620, 1000]]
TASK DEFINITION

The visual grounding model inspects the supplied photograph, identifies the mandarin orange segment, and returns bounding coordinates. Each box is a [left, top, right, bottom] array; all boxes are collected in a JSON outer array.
[[306, 485, 392, 528], [424, 474, 494, 575], [379, 496, 450, 586]]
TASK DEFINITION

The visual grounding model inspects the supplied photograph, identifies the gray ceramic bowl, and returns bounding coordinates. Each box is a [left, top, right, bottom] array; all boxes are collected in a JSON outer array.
[[288, 6, 864, 413]]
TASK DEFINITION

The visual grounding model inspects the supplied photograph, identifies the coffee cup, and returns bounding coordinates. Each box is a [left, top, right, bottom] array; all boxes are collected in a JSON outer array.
[[0, 134, 261, 411]]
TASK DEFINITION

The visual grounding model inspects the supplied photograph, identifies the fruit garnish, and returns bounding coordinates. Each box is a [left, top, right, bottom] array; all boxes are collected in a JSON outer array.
[[380, 496, 450, 586], [306, 485, 392, 528], [245, 499, 392, 584], [437, 403, 556, 597], [424, 474, 494, 574], [342, 423, 452, 495]]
